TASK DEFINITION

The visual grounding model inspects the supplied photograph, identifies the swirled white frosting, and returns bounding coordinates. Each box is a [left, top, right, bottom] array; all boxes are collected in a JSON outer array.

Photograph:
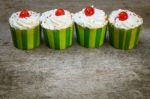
[[9, 10, 40, 30], [40, 9, 73, 30], [72, 7, 108, 28], [109, 9, 143, 29]]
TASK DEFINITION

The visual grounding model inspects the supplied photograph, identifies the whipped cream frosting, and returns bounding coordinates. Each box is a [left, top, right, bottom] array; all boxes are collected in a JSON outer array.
[[109, 9, 143, 29], [9, 10, 40, 30], [72, 7, 108, 28], [40, 9, 73, 30]]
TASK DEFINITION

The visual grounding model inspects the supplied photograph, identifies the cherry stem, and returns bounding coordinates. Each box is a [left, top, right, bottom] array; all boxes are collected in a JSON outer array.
[[91, 0, 94, 6]]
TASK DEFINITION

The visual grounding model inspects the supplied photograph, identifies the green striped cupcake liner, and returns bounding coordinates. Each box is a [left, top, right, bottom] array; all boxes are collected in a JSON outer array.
[[108, 24, 142, 50], [42, 24, 74, 50], [10, 25, 41, 50], [75, 23, 107, 48]]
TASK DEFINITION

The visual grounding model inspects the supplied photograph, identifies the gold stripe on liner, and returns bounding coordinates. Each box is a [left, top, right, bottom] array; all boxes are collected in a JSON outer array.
[[59, 29, 66, 49], [27, 29, 34, 49], [89, 29, 96, 48], [99, 26, 106, 46], [129, 28, 137, 49]]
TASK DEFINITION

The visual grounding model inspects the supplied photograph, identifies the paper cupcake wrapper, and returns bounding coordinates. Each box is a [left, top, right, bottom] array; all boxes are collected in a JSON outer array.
[[108, 24, 142, 50], [75, 24, 107, 48], [42, 25, 73, 50], [10, 25, 40, 50]]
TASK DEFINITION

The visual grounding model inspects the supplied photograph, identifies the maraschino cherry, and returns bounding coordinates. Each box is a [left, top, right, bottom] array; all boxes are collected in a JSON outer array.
[[55, 8, 65, 16], [19, 9, 30, 18], [118, 11, 128, 21], [84, 6, 95, 16]]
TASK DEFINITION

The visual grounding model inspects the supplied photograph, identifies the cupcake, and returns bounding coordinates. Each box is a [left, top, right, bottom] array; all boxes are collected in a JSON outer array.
[[72, 6, 108, 48], [108, 9, 143, 50], [9, 9, 40, 50], [40, 8, 74, 50]]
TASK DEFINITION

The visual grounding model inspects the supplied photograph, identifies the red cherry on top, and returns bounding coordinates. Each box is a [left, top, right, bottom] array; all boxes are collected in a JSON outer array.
[[118, 11, 128, 21], [19, 9, 30, 18], [84, 6, 95, 16], [55, 8, 65, 16]]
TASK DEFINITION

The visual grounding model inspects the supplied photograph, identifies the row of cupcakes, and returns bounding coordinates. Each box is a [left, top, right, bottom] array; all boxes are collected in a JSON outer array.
[[9, 6, 143, 50]]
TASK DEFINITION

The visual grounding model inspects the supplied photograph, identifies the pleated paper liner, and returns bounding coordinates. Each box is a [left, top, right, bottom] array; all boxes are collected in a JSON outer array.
[[75, 23, 107, 48], [10, 25, 41, 50], [108, 23, 142, 50], [42, 24, 74, 50]]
